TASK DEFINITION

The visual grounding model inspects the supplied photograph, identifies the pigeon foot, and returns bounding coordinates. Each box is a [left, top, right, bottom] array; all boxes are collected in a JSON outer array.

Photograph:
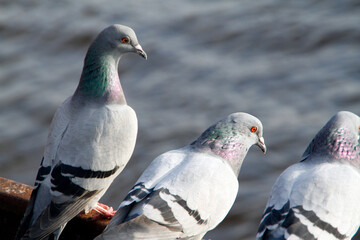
[[92, 202, 116, 220]]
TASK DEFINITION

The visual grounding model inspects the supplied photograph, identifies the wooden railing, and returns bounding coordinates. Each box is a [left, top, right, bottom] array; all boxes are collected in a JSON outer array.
[[0, 177, 109, 240]]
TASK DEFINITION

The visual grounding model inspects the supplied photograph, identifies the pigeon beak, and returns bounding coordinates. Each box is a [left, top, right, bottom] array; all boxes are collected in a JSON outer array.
[[134, 44, 147, 59], [257, 136, 267, 154]]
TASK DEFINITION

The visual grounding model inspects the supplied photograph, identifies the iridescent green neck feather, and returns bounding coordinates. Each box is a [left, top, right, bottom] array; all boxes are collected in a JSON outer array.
[[74, 45, 126, 104], [302, 119, 360, 167], [192, 123, 249, 176]]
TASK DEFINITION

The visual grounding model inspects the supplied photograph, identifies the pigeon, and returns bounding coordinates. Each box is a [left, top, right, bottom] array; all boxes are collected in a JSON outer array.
[[15, 24, 147, 240], [95, 112, 266, 240], [257, 111, 360, 240]]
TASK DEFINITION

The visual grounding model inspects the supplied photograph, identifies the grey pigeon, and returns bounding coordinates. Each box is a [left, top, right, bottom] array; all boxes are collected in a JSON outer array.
[[257, 111, 360, 240], [15, 24, 147, 240], [95, 112, 266, 240]]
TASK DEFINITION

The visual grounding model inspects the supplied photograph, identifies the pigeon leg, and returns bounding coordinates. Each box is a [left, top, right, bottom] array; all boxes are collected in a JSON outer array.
[[92, 202, 116, 219]]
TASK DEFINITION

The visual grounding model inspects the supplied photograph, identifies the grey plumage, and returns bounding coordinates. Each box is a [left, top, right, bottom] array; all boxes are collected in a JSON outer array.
[[95, 112, 266, 240], [15, 24, 146, 240], [257, 111, 360, 240]]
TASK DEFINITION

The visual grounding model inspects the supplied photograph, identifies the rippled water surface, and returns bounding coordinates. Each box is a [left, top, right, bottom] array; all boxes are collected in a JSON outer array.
[[1, 1, 360, 239]]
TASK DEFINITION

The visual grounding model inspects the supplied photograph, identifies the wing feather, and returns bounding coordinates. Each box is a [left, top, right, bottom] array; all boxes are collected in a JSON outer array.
[[17, 99, 138, 239], [98, 151, 239, 240], [257, 161, 360, 240]]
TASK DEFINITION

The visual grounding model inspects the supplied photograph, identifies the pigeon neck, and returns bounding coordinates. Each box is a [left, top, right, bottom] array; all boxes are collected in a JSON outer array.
[[303, 127, 360, 166], [193, 127, 248, 176], [75, 46, 126, 104]]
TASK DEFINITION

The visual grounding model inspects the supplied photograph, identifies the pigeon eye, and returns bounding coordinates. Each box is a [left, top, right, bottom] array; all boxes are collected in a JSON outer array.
[[121, 37, 130, 43], [251, 126, 257, 133]]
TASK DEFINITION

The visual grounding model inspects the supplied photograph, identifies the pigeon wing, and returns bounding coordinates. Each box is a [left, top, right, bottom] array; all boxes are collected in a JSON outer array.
[[257, 160, 360, 240], [98, 152, 239, 240]]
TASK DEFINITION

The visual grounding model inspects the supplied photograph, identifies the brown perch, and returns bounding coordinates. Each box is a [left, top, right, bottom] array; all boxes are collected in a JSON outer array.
[[0, 177, 109, 240]]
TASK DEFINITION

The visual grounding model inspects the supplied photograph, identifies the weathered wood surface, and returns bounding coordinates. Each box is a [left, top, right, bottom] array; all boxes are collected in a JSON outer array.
[[0, 177, 109, 240]]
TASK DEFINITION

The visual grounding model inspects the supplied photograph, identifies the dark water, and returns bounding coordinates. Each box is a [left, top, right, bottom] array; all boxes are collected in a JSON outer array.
[[1, 1, 360, 239]]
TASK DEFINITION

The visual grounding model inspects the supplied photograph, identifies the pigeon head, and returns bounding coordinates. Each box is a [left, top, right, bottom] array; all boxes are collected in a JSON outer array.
[[75, 24, 146, 102], [91, 24, 147, 59], [302, 111, 360, 164], [192, 112, 266, 175]]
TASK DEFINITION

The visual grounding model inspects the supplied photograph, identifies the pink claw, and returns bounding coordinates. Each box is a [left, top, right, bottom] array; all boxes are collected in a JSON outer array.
[[92, 202, 117, 219]]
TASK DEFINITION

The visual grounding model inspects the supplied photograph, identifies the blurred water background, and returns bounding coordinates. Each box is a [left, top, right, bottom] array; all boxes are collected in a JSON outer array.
[[1, 0, 360, 239]]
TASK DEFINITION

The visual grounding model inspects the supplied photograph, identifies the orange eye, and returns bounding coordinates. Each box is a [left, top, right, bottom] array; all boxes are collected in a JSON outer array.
[[251, 126, 257, 133], [121, 37, 130, 43]]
